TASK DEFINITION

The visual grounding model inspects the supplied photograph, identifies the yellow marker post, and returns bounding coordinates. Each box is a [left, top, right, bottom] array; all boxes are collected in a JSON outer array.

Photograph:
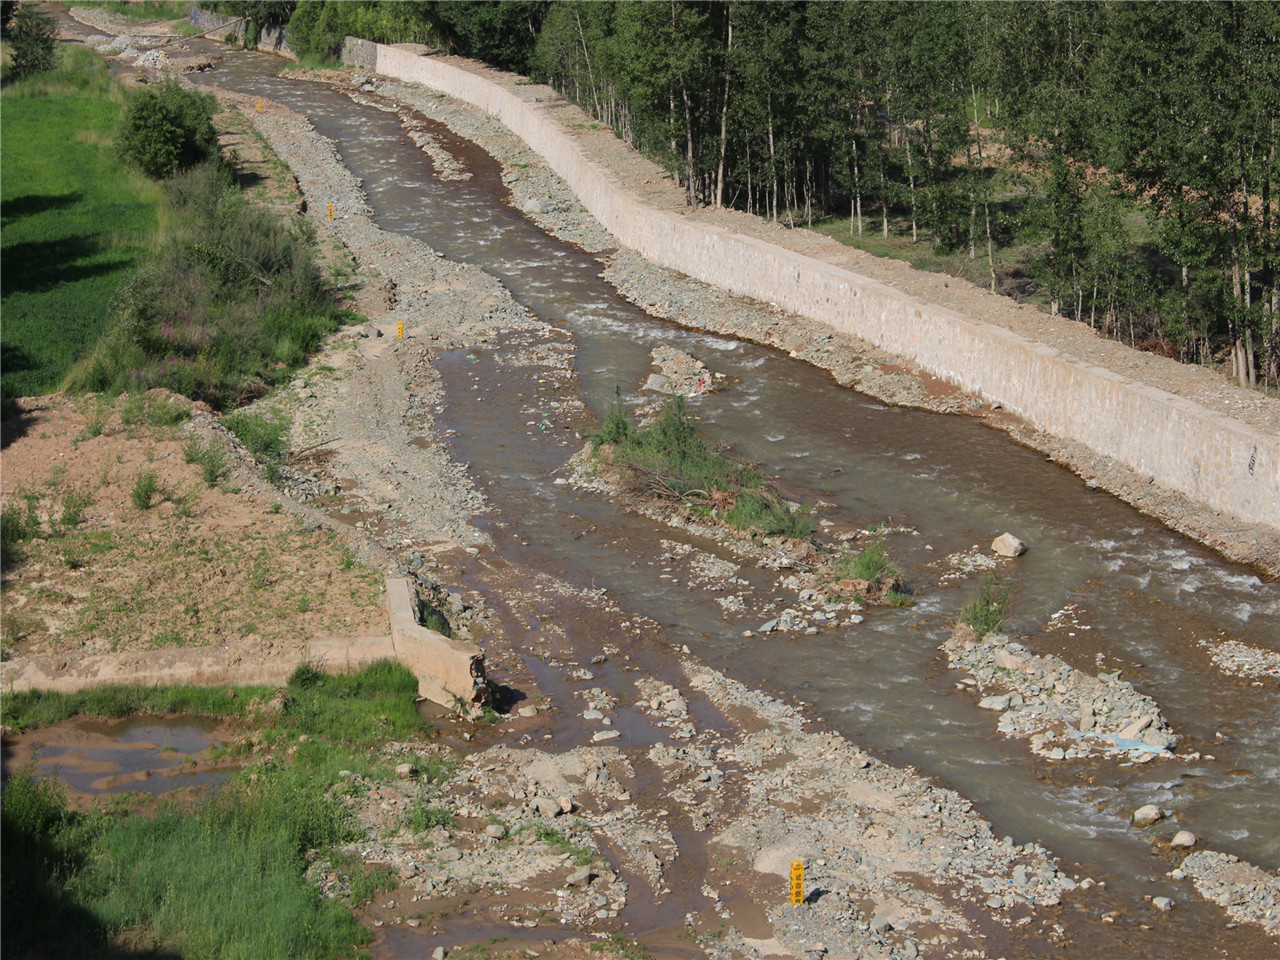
[[328, 203, 334, 221], [789, 860, 804, 905], [397, 321, 404, 339], [256, 100, 262, 113]]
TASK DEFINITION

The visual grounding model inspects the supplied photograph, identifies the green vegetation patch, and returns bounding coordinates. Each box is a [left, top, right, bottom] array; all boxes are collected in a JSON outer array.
[[1, 46, 158, 403], [591, 394, 814, 540], [961, 574, 1011, 638], [1, 661, 432, 958]]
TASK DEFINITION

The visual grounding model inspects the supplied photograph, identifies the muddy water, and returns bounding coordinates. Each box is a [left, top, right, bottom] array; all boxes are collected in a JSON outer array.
[[2, 716, 235, 803], [197, 54, 1280, 955]]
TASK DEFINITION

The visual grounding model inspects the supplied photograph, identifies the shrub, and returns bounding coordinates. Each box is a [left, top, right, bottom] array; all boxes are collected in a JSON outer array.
[[182, 436, 227, 486], [7, 6, 58, 78], [224, 410, 288, 480], [591, 386, 635, 449], [58, 490, 92, 528], [116, 78, 219, 180], [961, 574, 1011, 638], [131, 470, 158, 510]]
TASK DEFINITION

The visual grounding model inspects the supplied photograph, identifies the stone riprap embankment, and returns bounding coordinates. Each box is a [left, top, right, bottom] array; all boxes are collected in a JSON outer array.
[[944, 624, 1182, 762], [347, 39, 1279, 549]]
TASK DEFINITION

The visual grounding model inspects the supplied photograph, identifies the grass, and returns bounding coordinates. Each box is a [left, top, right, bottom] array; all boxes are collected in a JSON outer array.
[[404, 802, 454, 834], [830, 540, 898, 582], [183, 435, 229, 486], [527, 824, 595, 866], [1, 661, 433, 958], [592, 394, 814, 540], [1, 683, 263, 733], [0, 45, 158, 404], [960, 574, 1011, 638]]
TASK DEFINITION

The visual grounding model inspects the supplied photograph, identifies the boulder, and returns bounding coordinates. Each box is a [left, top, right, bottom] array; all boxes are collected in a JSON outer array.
[[1151, 896, 1174, 912], [991, 533, 1027, 557], [395, 762, 417, 779], [534, 796, 562, 818], [1170, 830, 1197, 848], [1118, 716, 1154, 740], [1132, 804, 1165, 827]]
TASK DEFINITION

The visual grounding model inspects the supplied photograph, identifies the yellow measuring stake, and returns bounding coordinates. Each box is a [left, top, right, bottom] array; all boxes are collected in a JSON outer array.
[[328, 203, 334, 220], [789, 860, 804, 905], [397, 321, 404, 339], [256, 100, 262, 113]]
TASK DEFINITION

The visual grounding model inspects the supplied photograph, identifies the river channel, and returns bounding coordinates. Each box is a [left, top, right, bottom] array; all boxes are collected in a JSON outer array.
[[194, 51, 1279, 958]]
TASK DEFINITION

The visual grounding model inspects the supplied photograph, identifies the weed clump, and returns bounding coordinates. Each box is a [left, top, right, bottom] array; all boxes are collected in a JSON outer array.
[[831, 540, 897, 582], [182, 436, 228, 486], [961, 574, 1011, 637], [130, 470, 158, 510], [590, 394, 814, 540]]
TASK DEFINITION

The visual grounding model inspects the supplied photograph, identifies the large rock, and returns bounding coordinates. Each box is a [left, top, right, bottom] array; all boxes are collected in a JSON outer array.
[[1170, 830, 1197, 848], [1132, 804, 1165, 826], [991, 533, 1028, 557]]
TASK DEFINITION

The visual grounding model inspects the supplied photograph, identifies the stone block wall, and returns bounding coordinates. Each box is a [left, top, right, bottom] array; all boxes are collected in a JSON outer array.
[[361, 42, 1278, 534]]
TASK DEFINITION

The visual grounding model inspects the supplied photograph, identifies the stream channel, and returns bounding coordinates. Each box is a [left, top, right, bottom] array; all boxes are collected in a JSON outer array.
[[195, 52, 1279, 958]]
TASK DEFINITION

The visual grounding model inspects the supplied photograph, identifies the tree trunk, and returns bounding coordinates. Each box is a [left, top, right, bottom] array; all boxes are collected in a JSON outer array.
[[574, 11, 601, 120], [906, 134, 918, 243], [767, 93, 778, 222], [682, 82, 696, 207], [714, 10, 732, 209]]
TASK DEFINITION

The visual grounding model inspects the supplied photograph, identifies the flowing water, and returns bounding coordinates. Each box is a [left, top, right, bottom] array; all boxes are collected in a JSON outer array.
[[194, 52, 1280, 957]]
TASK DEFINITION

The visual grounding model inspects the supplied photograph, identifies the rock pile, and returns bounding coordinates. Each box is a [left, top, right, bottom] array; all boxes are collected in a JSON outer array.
[[944, 624, 1181, 761], [642, 345, 724, 397], [1181, 850, 1280, 936]]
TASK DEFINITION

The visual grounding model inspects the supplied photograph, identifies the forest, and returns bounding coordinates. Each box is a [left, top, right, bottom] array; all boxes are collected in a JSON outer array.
[[203, 0, 1280, 390]]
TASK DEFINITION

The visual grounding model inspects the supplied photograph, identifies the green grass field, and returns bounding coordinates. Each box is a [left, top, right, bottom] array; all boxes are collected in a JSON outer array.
[[1, 46, 159, 401], [1, 661, 437, 959]]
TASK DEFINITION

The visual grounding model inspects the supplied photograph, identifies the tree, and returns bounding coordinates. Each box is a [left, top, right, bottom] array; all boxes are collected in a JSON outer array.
[[1097, 1, 1280, 386], [8, 4, 58, 78], [117, 79, 220, 180]]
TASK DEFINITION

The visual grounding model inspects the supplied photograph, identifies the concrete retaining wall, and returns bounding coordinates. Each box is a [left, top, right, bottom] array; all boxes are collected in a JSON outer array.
[[3, 582, 484, 713], [359, 41, 1278, 534], [384, 578, 487, 711], [190, 10, 294, 60]]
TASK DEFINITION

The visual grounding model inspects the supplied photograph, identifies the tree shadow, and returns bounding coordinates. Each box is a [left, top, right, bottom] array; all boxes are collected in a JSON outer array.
[[1, 342, 40, 448], [1, 190, 84, 226], [0, 235, 133, 297]]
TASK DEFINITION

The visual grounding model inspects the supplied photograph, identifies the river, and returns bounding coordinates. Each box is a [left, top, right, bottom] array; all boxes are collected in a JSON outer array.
[[192, 49, 1279, 960]]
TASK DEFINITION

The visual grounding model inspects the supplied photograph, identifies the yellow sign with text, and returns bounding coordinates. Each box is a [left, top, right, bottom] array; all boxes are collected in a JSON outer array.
[[789, 860, 804, 905]]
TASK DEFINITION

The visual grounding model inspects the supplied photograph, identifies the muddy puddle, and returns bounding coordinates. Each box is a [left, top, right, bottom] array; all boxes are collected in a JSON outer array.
[[186, 49, 1280, 959], [2, 715, 238, 807]]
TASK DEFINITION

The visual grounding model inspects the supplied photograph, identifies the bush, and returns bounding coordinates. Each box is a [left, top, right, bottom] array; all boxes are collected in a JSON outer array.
[[961, 574, 1011, 638], [224, 410, 288, 479], [116, 78, 219, 180], [7, 5, 58, 78], [131, 470, 158, 510], [182, 436, 227, 486]]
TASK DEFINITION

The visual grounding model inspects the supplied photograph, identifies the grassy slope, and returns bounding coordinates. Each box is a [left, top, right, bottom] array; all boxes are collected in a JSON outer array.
[[1, 47, 158, 401]]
